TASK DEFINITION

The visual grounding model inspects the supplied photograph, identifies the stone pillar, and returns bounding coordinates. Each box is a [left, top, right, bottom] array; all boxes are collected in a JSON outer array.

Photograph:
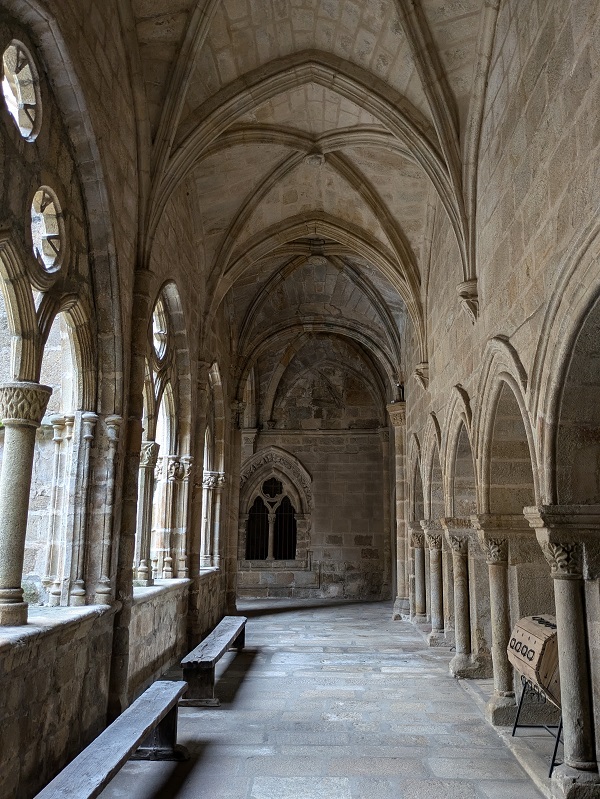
[[49, 413, 74, 605], [69, 411, 99, 605], [0, 381, 52, 625], [95, 415, 123, 603], [442, 517, 475, 677], [134, 440, 159, 585], [388, 403, 409, 618], [267, 512, 276, 561], [525, 507, 600, 798], [176, 455, 193, 577], [225, 400, 244, 612], [422, 520, 444, 645], [409, 522, 426, 622], [379, 426, 392, 601], [442, 535, 455, 645], [42, 414, 66, 593], [211, 472, 225, 567], [108, 269, 152, 720], [200, 471, 214, 568]]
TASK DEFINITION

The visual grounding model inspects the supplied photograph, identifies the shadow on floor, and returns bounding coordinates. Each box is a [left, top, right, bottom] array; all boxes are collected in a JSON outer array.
[[237, 597, 392, 617]]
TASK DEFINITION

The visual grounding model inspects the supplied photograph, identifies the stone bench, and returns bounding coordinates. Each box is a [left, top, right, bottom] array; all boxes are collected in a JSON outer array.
[[180, 615, 247, 707], [34, 680, 189, 799]]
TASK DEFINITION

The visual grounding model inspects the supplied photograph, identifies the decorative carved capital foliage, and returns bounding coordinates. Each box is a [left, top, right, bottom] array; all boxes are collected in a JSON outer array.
[[426, 533, 442, 551], [410, 530, 425, 548], [448, 534, 468, 555], [181, 456, 194, 481], [0, 382, 51, 426], [457, 279, 479, 324], [386, 401, 406, 428], [167, 458, 185, 481], [203, 470, 225, 490], [413, 362, 429, 389], [482, 537, 508, 563], [543, 541, 583, 579], [140, 440, 160, 468]]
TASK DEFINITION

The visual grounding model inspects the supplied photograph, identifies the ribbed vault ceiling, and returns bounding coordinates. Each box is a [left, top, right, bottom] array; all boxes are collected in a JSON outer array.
[[125, 0, 499, 409]]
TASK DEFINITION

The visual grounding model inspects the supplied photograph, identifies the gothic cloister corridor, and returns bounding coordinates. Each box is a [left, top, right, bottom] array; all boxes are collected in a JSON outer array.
[[100, 600, 545, 799]]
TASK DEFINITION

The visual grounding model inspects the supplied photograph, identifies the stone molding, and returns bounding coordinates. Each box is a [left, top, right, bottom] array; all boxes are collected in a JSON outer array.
[[0, 382, 52, 426], [240, 446, 312, 509], [386, 401, 406, 427], [457, 278, 479, 323], [140, 440, 160, 469]]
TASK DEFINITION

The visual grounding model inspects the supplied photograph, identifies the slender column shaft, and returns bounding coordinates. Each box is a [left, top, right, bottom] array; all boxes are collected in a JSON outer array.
[[450, 538, 470, 656], [553, 574, 596, 769], [0, 382, 51, 625], [200, 485, 213, 567], [411, 527, 426, 619], [135, 441, 159, 584], [387, 403, 408, 617], [267, 513, 275, 561], [43, 415, 65, 587], [70, 412, 99, 605], [486, 548, 512, 696], [212, 481, 224, 567]]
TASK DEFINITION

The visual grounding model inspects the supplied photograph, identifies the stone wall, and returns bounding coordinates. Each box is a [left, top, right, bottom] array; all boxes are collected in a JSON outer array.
[[128, 579, 190, 698], [0, 606, 115, 799], [238, 430, 388, 600]]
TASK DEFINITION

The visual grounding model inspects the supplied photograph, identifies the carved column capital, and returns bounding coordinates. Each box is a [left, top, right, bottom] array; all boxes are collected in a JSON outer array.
[[541, 541, 584, 580], [203, 470, 225, 490], [105, 414, 123, 445], [410, 529, 425, 548], [181, 455, 194, 482], [81, 412, 99, 441], [480, 536, 508, 564], [447, 534, 469, 555], [140, 440, 160, 469], [0, 381, 52, 427], [167, 456, 185, 481], [386, 401, 406, 428]]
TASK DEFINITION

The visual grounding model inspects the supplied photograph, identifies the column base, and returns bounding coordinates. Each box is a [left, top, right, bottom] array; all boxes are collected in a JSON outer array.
[[411, 613, 427, 625], [427, 629, 448, 647], [392, 596, 410, 620], [449, 653, 490, 678], [444, 628, 455, 647], [0, 601, 28, 625], [485, 693, 516, 726], [133, 578, 155, 588], [551, 765, 600, 798]]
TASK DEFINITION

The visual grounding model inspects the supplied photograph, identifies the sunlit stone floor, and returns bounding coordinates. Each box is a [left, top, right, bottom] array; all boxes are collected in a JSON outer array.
[[100, 599, 544, 799]]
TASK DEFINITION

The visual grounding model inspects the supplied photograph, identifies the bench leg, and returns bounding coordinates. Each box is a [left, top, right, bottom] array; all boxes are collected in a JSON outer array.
[[132, 705, 189, 761], [179, 666, 220, 707], [233, 626, 245, 650]]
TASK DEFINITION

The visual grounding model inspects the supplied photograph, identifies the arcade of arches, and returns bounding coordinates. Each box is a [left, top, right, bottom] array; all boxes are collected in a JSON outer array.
[[1, 1, 600, 798]]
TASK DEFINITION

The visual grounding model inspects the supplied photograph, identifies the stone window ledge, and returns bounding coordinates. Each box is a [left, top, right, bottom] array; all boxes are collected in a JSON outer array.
[[0, 603, 117, 653], [239, 559, 308, 570], [132, 578, 191, 605], [198, 567, 219, 577]]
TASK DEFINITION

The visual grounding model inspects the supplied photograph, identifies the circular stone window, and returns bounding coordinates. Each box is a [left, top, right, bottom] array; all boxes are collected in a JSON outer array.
[[1, 41, 40, 140], [31, 187, 64, 272]]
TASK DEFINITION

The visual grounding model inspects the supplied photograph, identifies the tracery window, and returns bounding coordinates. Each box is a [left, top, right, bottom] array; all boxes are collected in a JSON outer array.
[[245, 479, 298, 561]]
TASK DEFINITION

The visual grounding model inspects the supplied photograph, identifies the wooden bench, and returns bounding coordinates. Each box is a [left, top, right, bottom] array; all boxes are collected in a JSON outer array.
[[34, 680, 189, 799], [180, 615, 247, 707]]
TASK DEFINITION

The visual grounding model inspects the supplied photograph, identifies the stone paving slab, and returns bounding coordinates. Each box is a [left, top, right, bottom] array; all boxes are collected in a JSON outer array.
[[100, 599, 544, 799]]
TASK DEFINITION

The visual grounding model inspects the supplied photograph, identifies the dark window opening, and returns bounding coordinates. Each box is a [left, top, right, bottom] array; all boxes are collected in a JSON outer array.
[[262, 477, 283, 498], [246, 497, 268, 559], [274, 496, 297, 560]]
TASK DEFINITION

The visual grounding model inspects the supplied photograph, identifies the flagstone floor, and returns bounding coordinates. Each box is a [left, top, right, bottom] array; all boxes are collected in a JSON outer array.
[[100, 599, 547, 799]]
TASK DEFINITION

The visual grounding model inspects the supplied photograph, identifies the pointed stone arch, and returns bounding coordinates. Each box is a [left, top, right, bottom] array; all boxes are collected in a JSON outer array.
[[240, 446, 312, 515]]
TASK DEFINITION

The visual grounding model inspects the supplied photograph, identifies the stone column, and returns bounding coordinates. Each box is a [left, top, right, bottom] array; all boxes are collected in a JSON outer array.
[[388, 402, 409, 618], [225, 400, 244, 612], [442, 535, 455, 645], [49, 413, 74, 605], [422, 520, 444, 645], [267, 511, 276, 561], [176, 455, 193, 577], [442, 517, 474, 677], [0, 381, 52, 625], [379, 426, 392, 600], [134, 440, 159, 585], [42, 414, 65, 593], [69, 411, 99, 605], [95, 415, 123, 603], [409, 522, 426, 622], [211, 472, 225, 567], [525, 506, 600, 796]]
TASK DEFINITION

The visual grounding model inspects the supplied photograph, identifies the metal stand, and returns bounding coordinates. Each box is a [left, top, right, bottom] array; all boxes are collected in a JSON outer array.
[[512, 675, 563, 777]]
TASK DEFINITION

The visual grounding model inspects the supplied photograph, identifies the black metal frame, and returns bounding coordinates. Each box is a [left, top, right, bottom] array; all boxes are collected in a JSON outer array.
[[511, 674, 563, 777]]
